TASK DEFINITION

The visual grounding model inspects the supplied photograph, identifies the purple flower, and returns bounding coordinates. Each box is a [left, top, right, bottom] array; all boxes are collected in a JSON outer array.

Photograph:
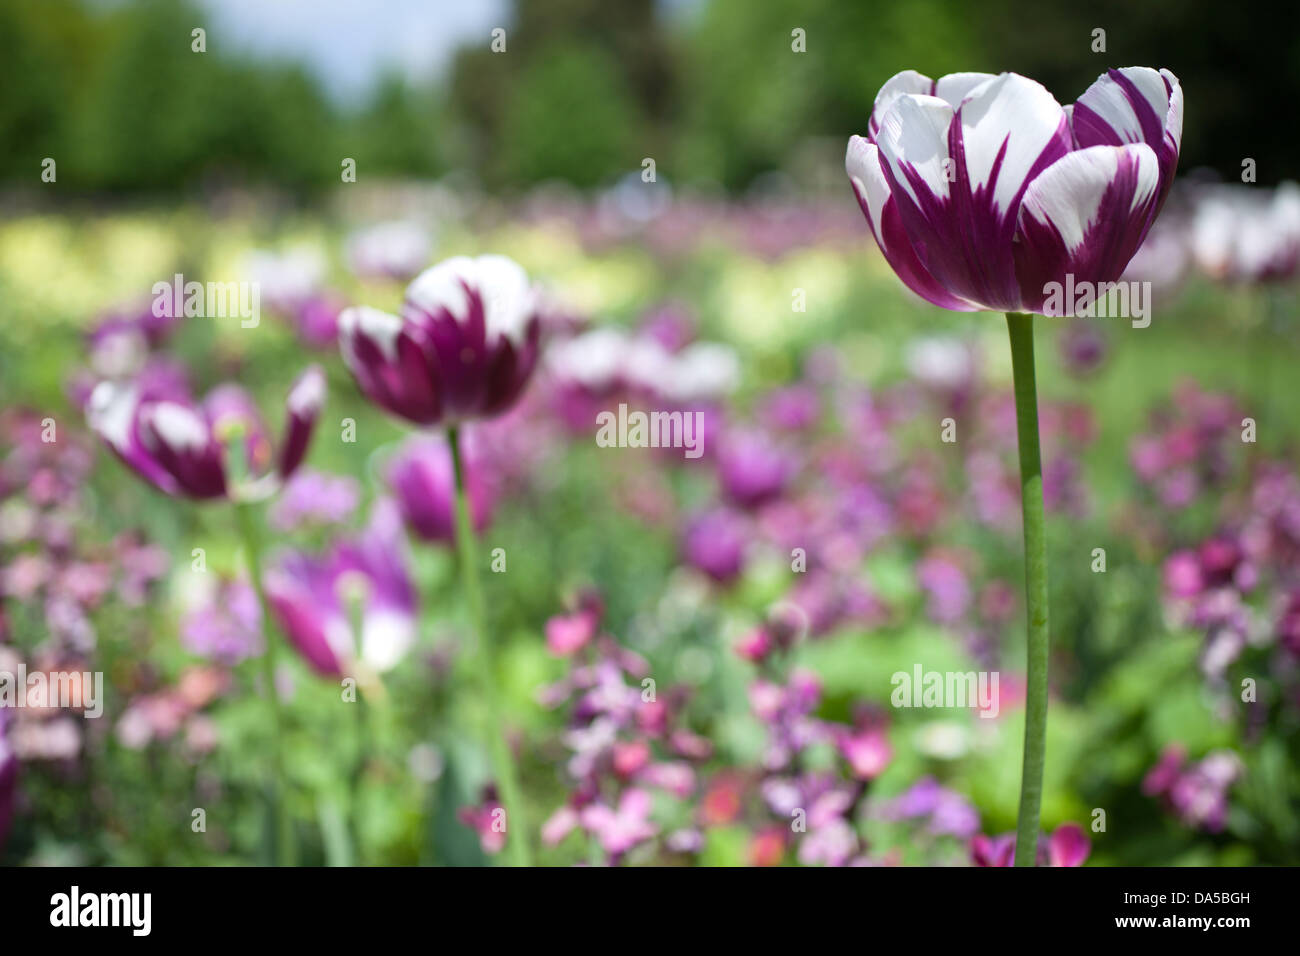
[[264, 501, 417, 677], [385, 433, 496, 544], [846, 68, 1181, 313], [881, 777, 981, 839], [87, 367, 325, 501], [0, 711, 16, 851], [269, 468, 360, 533], [681, 508, 748, 584], [579, 788, 658, 857], [837, 725, 893, 781], [758, 385, 821, 431], [1144, 746, 1242, 832], [917, 553, 972, 624], [338, 255, 541, 426], [972, 823, 1090, 866], [716, 428, 796, 509], [181, 577, 264, 663], [293, 294, 347, 350]]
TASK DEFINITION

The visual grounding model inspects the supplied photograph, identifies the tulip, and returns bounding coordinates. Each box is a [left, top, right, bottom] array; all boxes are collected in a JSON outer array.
[[338, 253, 539, 866], [847, 68, 1181, 314], [87, 366, 325, 501], [338, 255, 541, 427], [264, 500, 417, 679], [87, 365, 326, 867], [846, 66, 1183, 867]]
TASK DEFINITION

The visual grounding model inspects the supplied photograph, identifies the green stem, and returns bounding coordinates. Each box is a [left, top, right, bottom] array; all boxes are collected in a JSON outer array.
[[1005, 312, 1050, 867], [235, 500, 295, 867], [448, 425, 531, 867]]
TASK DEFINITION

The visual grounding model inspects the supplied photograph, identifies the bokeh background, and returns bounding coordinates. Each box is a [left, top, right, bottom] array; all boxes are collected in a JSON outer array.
[[1, 0, 1298, 866]]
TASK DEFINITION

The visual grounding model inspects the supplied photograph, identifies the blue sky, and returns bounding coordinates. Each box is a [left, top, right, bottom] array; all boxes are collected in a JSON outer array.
[[193, 0, 701, 104], [196, 0, 511, 103]]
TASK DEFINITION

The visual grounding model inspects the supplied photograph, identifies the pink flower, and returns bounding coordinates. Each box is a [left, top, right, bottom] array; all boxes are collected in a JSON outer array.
[[837, 725, 893, 780], [580, 788, 657, 856]]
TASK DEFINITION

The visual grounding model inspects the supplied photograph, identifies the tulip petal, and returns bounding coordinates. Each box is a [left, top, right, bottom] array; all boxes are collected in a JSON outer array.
[[868, 69, 933, 137], [278, 365, 326, 479], [933, 71, 997, 108], [877, 74, 1072, 311], [339, 306, 442, 425], [957, 73, 1072, 224], [845, 136, 977, 311], [1014, 144, 1160, 313], [1072, 67, 1182, 209], [139, 401, 228, 499], [264, 580, 345, 677], [88, 382, 183, 496], [1048, 823, 1091, 867], [405, 254, 534, 347]]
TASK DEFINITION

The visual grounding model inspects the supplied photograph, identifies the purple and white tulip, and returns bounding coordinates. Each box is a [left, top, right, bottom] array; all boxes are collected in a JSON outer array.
[[338, 255, 542, 426], [847, 67, 1182, 314], [87, 366, 325, 501], [264, 500, 418, 678]]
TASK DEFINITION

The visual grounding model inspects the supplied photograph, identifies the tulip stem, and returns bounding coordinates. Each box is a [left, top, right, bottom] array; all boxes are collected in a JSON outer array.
[[235, 500, 295, 867], [1005, 312, 1050, 867], [447, 425, 531, 867]]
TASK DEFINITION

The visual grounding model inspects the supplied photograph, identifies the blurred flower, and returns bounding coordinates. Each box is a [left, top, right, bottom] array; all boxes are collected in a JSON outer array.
[[971, 823, 1090, 866], [837, 725, 893, 780], [269, 469, 361, 533], [244, 247, 326, 314], [681, 508, 748, 584], [917, 552, 972, 624], [1058, 319, 1109, 377], [877, 776, 980, 838], [346, 220, 432, 281], [716, 428, 796, 510], [265, 500, 417, 677], [545, 591, 603, 657], [339, 255, 541, 426], [1190, 182, 1300, 282], [847, 68, 1181, 313], [87, 367, 325, 501], [458, 785, 506, 854], [1143, 746, 1242, 832], [385, 434, 496, 544], [292, 294, 347, 350], [181, 576, 264, 664], [758, 385, 820, 431], [580, 788, 658, 857]]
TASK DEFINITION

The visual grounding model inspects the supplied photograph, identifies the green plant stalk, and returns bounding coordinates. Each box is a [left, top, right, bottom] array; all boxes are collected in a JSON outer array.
[[1005, 312, 1050, 867], [345, 589, 370, 865], [448, 425, 531, 867], [235, 500, 295, 867]]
